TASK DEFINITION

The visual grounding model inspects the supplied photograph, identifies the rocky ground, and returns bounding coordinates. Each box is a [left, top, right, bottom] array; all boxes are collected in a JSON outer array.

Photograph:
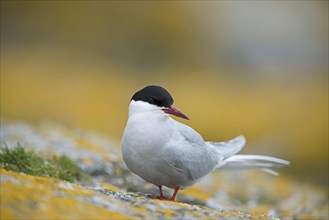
[[1, 121, 328, 219]]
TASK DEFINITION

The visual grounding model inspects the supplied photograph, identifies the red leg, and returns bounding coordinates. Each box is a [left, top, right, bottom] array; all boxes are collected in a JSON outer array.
[[158, 186, 166, 200], [169, 186, 180, 201]]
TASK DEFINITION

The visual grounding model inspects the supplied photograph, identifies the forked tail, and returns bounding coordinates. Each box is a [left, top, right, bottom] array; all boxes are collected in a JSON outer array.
[[220, 155, 290, 176]]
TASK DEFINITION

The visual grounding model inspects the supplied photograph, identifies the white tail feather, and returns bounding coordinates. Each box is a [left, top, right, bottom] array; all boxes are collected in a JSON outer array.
[[261, 168, 279, 176], [225, 155, 290, 165], [219, 154, 290, 176]]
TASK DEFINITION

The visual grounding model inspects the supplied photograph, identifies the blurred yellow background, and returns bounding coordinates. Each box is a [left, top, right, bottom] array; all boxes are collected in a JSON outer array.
[[1, 1, 328, 185]]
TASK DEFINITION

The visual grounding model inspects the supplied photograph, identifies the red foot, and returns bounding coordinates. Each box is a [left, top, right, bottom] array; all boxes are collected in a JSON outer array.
[[147, 195, 167, 200], [169, 186, 180, 201], [148, 186, 180, 201], [157, 195, 167, 200], [148, 186, 166, 200]]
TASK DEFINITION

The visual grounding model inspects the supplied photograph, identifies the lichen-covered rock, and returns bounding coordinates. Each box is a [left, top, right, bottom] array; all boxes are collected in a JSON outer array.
[[1, 121, 328, 219], [1, 169, 269, 219]]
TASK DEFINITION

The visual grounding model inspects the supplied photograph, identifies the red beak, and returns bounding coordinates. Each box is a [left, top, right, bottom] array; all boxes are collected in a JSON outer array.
[[162, 106, 189, 120]]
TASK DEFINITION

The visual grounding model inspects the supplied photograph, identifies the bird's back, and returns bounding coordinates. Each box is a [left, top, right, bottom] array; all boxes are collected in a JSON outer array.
[[159, 119, 222, 188]]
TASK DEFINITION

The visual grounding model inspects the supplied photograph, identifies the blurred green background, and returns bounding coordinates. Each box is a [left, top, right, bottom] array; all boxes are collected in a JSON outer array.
[[1, 1, 328, 185]]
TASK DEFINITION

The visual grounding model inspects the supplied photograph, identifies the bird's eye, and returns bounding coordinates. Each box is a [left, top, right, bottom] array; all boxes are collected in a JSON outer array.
[[149, 97, 161, 106]]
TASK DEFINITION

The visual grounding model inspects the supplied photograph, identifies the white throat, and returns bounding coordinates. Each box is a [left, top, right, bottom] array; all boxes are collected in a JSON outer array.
[[128, 100, 167, 120]]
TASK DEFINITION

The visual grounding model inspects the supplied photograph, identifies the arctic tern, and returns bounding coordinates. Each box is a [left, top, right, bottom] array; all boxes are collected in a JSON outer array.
[[121, 85, 290, 201]]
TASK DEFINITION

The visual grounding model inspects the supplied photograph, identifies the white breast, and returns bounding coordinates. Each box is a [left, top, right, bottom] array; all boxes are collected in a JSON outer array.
[[121, 101, 174, 186], [121, 100, 220, 188]]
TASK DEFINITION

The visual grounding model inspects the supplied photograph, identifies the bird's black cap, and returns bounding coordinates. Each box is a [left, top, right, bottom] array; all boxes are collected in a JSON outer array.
[[131, 85, 174, 107]]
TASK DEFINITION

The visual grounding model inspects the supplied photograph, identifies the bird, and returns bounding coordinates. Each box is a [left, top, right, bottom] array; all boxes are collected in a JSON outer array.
[[121, 85, 290, 201]]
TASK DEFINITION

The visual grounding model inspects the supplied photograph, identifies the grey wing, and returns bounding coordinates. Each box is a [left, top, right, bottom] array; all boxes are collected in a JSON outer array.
[[162, 121, 220, 181], [206, 135, 246, 159]]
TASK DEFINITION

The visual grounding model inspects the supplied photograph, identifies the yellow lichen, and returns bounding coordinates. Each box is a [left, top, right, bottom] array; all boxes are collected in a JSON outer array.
[[249, 205, 271, 215], [114, 166, 122, 176], [98, 182, 121, 192], [75, 138, 110, 157], [80, 157, 94, 165], [181, 185, 212, 201], [1, 167, 273, 219], [0, 169, 133, 219]]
